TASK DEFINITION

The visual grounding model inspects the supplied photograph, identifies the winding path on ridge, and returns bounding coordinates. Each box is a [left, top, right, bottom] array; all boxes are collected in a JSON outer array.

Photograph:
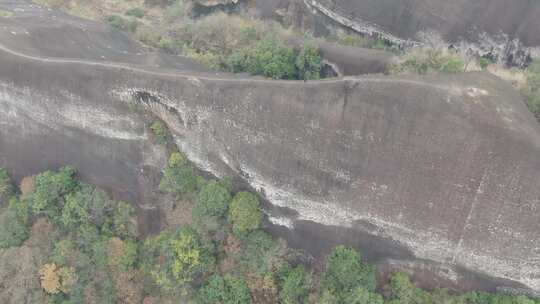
[[0, 42, 461, 93]]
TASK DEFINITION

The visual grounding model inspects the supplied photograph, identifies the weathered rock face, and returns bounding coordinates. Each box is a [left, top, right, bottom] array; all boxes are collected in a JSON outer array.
[[193, 0, 239, 7], [315, 0, 540, 46], [1, 0, 540, 294], [260, 0, 540, 67]]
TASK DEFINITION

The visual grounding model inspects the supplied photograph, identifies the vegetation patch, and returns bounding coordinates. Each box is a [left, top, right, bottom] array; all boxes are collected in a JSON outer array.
[[333, 32, 400, 53], [194, 180, 231, 219], [106, 14, 138, 33], [391, 48, 467, 74], [149, 120, 170, 145], [0, 9, 13, 18], [479, 57, 491, 70], [0, 168, 13, 204], [228, 192, 262, 236], [0, 197, 30, 248], [142, 226, 216, 293], [198, 274, 251, 304], [125, 7, 145, 18], [173, 13, 323, 80], [524, 59, 540, 121], [34, 0, 324, 80], [0, 166, 140, 303], [228, 35, 322, 80], [33, 0, 96, 19], [159, 151, 202, 199]]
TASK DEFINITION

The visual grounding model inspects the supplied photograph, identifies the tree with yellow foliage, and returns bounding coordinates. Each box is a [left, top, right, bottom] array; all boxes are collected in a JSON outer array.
[[39, 263, 61, 294], [39, 263, 78, 295], [142, 227, 215, 293]]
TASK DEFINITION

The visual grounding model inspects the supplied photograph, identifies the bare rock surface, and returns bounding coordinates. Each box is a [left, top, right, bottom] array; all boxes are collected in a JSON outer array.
[[320, 0, 540, 47], [0, 0, 539, 294], [261, 0, 540, 67], [193, 0, 239, 6]]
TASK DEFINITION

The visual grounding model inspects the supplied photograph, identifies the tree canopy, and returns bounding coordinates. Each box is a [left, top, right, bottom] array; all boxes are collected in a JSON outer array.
[[228, 191, 262, 236], [159, 152, 199, 197], [196, 180, 232, 218], [199, 274, 251, 304], [322, 245, 376, 302]]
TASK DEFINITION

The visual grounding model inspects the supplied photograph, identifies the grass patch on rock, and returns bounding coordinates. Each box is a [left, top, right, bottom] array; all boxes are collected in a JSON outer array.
[[524, 59, 540, 121], [0, 9, 13, 17]]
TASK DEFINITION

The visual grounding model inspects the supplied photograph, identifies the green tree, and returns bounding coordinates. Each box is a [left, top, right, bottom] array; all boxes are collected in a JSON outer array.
[[0, 197, 30, 248], [86, 188, 112, 228], [479, 57, 490, 70], [296, 43, 322, 80], [61, 186, 92, 231], [112, 201, 137, 239], [119, 240, 138, 270], [385, 272, 417, 304], [60, 185, 115, 234], [228, 192, 262, 236], [218, 177, 234, 193], [527, 93, 540, 119], [169, 228, 205, 285], [199, 274, 251, 304], [51, 239, 77, 266], [75, 223, 101, 254], [317, 290, 339, 304], [142, 227, 215, 292], [278, 264, 312, 304], [241, 230, 281, 274], [528, 60, 540, 90], [30, 166, 78, 221], [106, 15, 138, 33], [150, 120, 169, 145], [440, 57, 465, 73], [322, 246, 376, 302], [514, 295, 536, 304], [526, 59, 540, 119], [196, 180, 232, 218], [159, 152, 199, 197], [344, 287, 384, 304], [8, 197, 29, 221], [125, 7, 145, 18], [463, 292, 539, 304], [241, 35, 297, 79], [0, 168, 13, 205]]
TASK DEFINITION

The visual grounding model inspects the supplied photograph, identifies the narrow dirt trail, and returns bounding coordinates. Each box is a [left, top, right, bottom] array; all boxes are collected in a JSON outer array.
[[0, 42, 461, 93]]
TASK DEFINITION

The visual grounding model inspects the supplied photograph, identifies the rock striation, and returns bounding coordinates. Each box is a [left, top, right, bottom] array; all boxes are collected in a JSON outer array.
[[266, 0, 540, 67]]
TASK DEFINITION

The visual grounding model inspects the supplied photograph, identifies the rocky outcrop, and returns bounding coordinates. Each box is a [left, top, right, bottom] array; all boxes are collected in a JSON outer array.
[[267, 0, 540, 67], [1, 0, 540, 294], [193, 0, 239, 6], [304, 0, 420, 48]]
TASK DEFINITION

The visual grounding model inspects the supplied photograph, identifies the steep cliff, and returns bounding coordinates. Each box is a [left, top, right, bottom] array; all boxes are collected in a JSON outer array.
[[1, 0, 539, 294]]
